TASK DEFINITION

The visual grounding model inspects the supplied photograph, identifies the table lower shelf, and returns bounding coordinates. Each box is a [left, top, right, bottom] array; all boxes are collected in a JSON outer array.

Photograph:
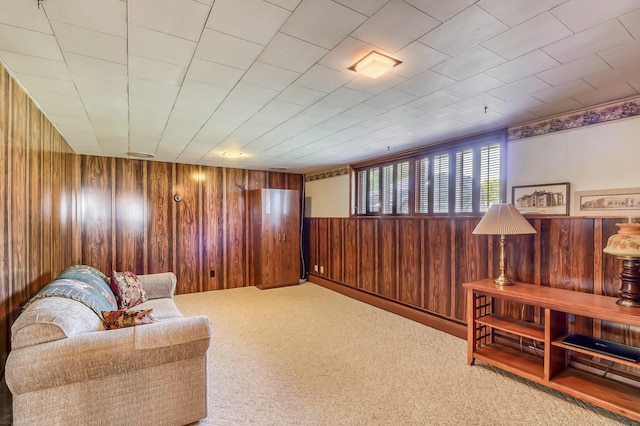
[[474, 343, 544, 381]]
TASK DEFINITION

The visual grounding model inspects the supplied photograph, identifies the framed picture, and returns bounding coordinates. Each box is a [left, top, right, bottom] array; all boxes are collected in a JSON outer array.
[[512, 182, 570, 216], [573, 187, 640, 217]]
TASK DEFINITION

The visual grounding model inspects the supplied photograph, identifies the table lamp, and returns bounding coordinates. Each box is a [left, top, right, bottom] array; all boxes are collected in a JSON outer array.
[[603, 220, 640, 307], [473, 203, 537, 286]]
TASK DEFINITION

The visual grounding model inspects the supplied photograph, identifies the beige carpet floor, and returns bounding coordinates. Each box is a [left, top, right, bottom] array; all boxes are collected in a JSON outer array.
[[175, 282, 638, 426]]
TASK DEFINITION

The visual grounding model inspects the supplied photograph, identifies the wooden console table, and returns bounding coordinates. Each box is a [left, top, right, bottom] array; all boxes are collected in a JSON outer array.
[[464, 279, 640, 422]]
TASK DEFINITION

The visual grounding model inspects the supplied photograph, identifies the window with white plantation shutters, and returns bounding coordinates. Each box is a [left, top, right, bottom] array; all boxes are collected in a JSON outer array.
[[396, 161, 409, 214], [480, 143, 501, 212], [368, 167, 380, 213], [455, 149, 474, 213], [415, 157, 429, 214], [352, 130, 504, 217], [357, 169, 367, 215], [381, 164, 394, 214], [433, 154, 449, 214]]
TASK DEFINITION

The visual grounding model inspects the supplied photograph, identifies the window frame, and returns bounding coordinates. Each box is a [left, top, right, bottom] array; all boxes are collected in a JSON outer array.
[[352, 129, 506, 218]]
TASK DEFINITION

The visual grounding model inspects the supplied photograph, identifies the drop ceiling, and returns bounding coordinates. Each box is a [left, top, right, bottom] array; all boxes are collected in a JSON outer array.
[[1, 0, 640, 174]]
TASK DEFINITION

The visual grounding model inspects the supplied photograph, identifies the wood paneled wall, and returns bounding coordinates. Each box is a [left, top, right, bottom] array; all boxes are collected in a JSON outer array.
[[79, 157, 302, 293], [308, 216, 633, 344], [0, 63, 303, 375], [0, 66, 79, 373]]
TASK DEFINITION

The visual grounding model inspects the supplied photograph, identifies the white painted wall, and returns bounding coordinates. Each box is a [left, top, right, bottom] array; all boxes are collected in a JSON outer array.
[[304, 174, 350, 218], [507, 116, 640, 214]]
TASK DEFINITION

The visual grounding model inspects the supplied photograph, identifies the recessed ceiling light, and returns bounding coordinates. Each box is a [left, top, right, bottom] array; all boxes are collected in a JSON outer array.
[[221, 151, 244, 158], [269, 167, 288, 171], [127, 151, 155, 158], [348, 51, 402, 79]]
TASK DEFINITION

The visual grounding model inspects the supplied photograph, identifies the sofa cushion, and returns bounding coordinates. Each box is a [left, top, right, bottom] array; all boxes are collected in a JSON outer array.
[[134, 298, 183, 320], [102, 309, 158, 330], [110, 271, 148, 309], [11, 298, 104, 350]]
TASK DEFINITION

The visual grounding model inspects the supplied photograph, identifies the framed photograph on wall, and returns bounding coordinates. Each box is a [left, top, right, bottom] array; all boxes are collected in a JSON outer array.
[[512, 182, 570, 216], [573, 187, 640, 217]]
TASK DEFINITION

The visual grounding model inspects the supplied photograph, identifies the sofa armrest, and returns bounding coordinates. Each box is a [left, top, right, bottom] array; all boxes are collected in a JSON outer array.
[[5, 315, 212, 395], [137, 272, 177, 299]]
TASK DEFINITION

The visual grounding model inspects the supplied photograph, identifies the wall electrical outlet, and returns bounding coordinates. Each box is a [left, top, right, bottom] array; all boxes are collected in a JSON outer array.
[[320, 266, 324, 274], [314, 265, 318, 272], [210, 270, 215, 278]]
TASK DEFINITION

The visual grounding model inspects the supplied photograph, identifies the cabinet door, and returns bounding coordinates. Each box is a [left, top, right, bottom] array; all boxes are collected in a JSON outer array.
[[280, 189, 300, 285], [261, 189, 284, 287]]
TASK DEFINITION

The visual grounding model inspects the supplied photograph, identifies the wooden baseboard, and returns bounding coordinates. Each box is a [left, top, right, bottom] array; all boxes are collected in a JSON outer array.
[[307, 274, 467, 340]]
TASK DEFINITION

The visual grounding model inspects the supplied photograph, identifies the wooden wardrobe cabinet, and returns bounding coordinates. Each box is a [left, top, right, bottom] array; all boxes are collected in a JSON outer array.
[[249, 189, 300, 289]]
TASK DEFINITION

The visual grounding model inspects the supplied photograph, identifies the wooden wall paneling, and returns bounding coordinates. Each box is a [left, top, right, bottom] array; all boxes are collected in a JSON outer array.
[[0, 68, 8, 371], [397, 219, 421, 307], [423, 219, 451, 317], [174, 164, 203, 294], [27, 104, 43, 298], [224, 168, 248, 289], [602, 218, 623, 298], [114, 159, 145, 273], [379, 219, 396, 299], [343, 218, 358, 286], [80, 156, 113, 274], [357, 219, 378, 293], [202, 166, 224, 290], [453, 219, 489, 321], [328, 219, 344, 283], [146, 161, 174, 275], [308, 218, 319, 277], [317, 218, 329, 278]]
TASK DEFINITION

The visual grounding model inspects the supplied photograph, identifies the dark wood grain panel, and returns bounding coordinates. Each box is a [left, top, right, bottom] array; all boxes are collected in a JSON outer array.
[[146, 161, 174, 274], [202, 166, 224, 290], [80, 156, 113, 274], [114, 159, 145, 273], [174, 164, 202, 294], [317, 218, 329, 278], [0, 67, 9, 372], [397, 220, 421, 307], [423, 219, 451, 317], [224, 168, 247, 289], [379, 219, 397, 299], [328, 219, 344, 283], [343, 219, 358, 285], [358, 219, 378, 293]]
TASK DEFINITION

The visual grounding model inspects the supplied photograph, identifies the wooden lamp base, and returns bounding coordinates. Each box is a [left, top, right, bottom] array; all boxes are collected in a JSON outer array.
[[617, 258, 640, 307]]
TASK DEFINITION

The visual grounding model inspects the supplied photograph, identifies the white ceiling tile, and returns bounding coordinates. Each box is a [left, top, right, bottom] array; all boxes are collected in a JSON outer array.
[[179, 80, 229, 105], [51, 21, 126, 64], [281, 0, 366, 49], [442, 73, 504, 98], [531, 80, 594, 103], [44, 0, 126, 37], [129, 55, 187, 85], [551, 0, 640, 33], [65, 52, 127, 83], [276, 85, 327, 106], [583, 63, 640, 89], [319, 37, 383, 73], [365, 90, 417, 110], [345, 72, 406, 95], [260, 100, 306, 119], [620, 8, 640, 38], [224, 82, 279, 109], [598, 40, 640, 69], [403, 0, 477, 22], [266, 0, 302, 11], [0, 24, 63, 61], [295, 65, 353, 93], [196, 30, 264, 70], [448, 94, 503, 114], [485, 50, 560, 83], [0, 50, 71, 81], [380, 106, 425, 121], [477, 0, 567, 27], [392, 42, 449, 78], [241, 62, 300, 91], [128, 25, 197, 67], [129, 0, 211, 41], [0, 0, 52, 33], [536, 55, 611, 86], [526, 98, 585, 117], [322, 87, 373, 108], [490, 96, 545, 115], [73, 76, 128, 97], [332, 0, 388, 17], [207, 0, 291, 46], [419, 6, 508, 56], [431, 46, 505, 81], [543, 20, 632, 64], [258, 32, 328, 73], [395, 71, 455, 97], [572, 82, 638, 106], [14, 73, 78, 98], [186, 58, 244, 89], [352, 0, 439, 53], [129, 77, 180, 105], [407, 91, 460, 111], [482, 13, 572, 60], [488, 76, 551, 101]]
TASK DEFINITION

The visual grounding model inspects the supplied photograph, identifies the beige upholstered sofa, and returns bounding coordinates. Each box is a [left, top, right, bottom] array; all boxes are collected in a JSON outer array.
[[6, 270, 213, 426]]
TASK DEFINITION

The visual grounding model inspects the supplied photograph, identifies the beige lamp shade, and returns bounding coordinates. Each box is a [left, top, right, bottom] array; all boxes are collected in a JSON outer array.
[[473, 203, 536, 236]]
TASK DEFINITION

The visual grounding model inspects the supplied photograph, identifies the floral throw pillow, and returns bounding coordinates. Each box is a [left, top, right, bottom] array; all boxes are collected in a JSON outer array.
[[110, 271, 148, 309], [102, 309, 158, 330]]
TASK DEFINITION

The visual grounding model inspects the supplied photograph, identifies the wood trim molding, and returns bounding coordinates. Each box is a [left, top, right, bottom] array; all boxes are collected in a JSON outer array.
[[308, 274, 467, 340]]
